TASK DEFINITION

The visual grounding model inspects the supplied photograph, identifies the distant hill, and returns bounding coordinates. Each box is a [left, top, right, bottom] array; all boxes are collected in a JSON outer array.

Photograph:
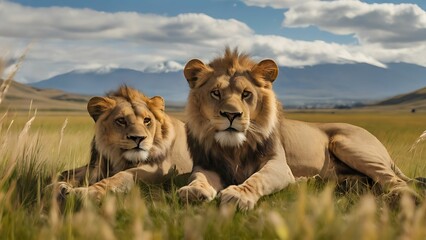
[[370, 87, 426, 110], [0, 80, 89, 112], [29, 62, 426, 107]]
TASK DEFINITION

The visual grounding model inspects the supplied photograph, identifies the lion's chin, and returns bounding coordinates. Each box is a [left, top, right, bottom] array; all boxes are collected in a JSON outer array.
[[214, 131, 247, 147], [122, 149, 149, 163]]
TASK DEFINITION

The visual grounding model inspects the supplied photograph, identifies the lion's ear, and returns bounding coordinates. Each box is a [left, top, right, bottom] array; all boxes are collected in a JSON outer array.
[[148, 96, 165, 123], [251, 59, 279, 83], [184, 59, 208, 89], [87, 97, 116, 122], [148, 96, 165, 112]]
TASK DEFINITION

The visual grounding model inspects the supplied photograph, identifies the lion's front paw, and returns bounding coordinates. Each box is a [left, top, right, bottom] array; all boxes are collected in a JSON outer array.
[[55, 181, 73, 199], [178, 185, 217, 204], [219, 185, 258, 211], [71, 186, 105, 204]]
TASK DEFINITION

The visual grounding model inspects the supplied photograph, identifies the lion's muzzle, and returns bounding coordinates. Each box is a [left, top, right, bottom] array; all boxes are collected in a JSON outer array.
[[220, 111, 242, 125], [126, 135, 147, 145], [214, 113, 247, 147]]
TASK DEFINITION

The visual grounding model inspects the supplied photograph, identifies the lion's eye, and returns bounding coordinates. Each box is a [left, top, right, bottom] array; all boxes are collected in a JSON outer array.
[[210, 89, 221, 99], [115, 117, 126, 126], [144, 117, 151, 125], [242, 90, 252, 99]]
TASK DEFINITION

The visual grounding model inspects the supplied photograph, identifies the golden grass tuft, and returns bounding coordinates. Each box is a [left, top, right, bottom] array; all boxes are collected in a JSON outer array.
[[0, 50, 28, 105], [410, 130, 426, 152]]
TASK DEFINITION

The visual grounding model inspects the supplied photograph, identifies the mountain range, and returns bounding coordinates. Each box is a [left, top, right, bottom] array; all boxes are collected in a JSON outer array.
[[28, 62, 426, 107], [1, 79, 425, 113]]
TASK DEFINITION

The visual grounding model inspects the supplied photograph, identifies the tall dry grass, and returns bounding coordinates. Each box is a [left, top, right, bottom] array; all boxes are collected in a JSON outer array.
[[0, 112, 425, 239], [411, 130, 426, 152], [0, 50, 27, 105]]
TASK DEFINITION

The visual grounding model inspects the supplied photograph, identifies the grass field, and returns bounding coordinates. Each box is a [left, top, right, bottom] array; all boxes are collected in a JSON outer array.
[[1, 110, 426, 240]]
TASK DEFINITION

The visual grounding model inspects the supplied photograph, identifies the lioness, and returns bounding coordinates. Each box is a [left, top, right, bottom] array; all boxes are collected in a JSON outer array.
[[178, 48, 420, 210], [58, 86, 192, 201]]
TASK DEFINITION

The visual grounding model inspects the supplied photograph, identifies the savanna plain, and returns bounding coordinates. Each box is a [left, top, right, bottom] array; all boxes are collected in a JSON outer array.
[[0, 110, 426, 240]]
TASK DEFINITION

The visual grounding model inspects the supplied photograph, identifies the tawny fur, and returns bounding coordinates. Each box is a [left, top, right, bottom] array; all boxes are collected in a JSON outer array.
[[178, 48, 420, 210], [57, 86, 192, 202]]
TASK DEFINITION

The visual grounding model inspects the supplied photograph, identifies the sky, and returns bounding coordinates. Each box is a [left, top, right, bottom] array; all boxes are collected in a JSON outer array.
[[1, 0, 426, 83]]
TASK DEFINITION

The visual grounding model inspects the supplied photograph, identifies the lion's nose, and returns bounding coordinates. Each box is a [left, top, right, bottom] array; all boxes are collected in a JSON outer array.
[[127, 135, 147, 145], [220, 111, 242, 123]]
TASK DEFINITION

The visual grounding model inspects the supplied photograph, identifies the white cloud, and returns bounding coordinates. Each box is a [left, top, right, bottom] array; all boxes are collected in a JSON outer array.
[[144, 61, 184, 73], [242, 0, 426, 47], [245, 35, 387, 68], [283, 0, 426, 47], [241, 0, 319, 9], [351, 43, 426, 67], [0, 1, 253, 44]]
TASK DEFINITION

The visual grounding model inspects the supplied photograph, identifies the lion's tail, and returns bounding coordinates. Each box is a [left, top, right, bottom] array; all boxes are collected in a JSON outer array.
[[393, 164, 411, 182], [394, 164, 426, 188]]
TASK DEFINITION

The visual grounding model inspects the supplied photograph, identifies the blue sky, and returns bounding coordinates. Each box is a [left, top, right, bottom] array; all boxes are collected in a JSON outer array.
[[1, 0, 426, 82]]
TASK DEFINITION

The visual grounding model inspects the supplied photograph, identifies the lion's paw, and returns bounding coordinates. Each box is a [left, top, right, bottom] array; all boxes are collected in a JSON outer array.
[[178, 185, 217, 203], [384, 186, 422, 206], [219, 185, 258, 211], [55, 181, 73, 198], [70, 186, 104, 204]]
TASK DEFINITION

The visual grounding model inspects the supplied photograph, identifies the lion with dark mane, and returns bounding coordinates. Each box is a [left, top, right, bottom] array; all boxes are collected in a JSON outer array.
[[178, 48, 421, 210], [57, 86, 192, 201]]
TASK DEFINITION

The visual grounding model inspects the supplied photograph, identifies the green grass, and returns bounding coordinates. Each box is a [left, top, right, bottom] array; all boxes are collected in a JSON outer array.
[[1, 111, 426, 239]]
